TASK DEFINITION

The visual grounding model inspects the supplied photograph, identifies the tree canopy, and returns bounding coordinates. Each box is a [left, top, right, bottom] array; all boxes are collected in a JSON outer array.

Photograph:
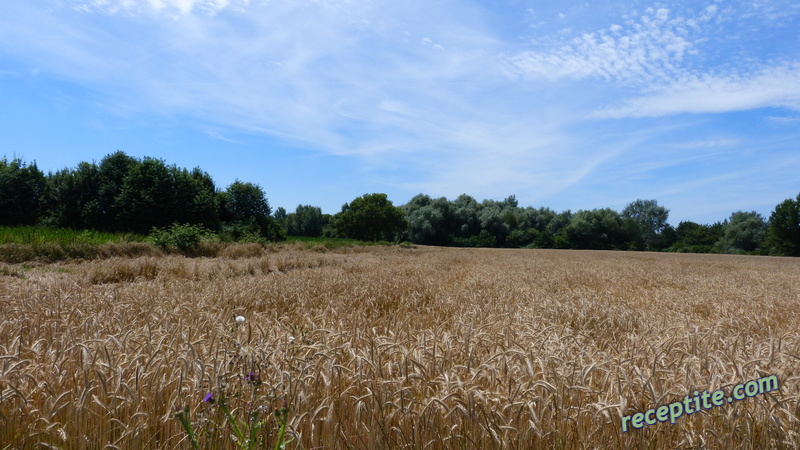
[[766, 193, 800, 256], [333, 193, 407, 241], [622, 199, 669, 250], [0, 158, 46, 226], [2, 152, 282, 242], [715, 211, 767, 254], [284, 205, 326, 237]]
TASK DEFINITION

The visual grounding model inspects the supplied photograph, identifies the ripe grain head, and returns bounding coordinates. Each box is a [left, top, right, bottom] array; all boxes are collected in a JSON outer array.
[[0, 246, 798, 448]]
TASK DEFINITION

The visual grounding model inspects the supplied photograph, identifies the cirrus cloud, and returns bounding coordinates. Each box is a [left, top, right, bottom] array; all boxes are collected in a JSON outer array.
[[71, 0, 238, 15], [594, 63, 800, 118], [0, 0, 798, 223]]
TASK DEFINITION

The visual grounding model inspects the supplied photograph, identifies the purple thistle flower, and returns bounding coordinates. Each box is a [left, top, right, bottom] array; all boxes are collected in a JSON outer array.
[[203, 392, 216, 404], [246, 371, 262, 385]]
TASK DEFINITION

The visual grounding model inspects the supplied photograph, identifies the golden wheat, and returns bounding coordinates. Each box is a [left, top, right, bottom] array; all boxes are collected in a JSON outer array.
[[1, 246, 799, 449]]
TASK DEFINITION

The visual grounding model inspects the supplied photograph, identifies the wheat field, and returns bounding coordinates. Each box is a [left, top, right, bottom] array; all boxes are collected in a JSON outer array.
[[1, 244, 799, 449]]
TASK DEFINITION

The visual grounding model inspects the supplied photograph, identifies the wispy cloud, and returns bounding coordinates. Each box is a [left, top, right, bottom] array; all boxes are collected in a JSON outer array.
[[1, 0, 798, 222], [71, 0, 238, 15], [595, 63, 800, 118], [766, 115, 800, 125], [673, 138, 741, 149]]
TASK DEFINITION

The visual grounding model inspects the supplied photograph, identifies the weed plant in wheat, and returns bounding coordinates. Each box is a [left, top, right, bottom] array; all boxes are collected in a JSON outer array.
[[173, 315, 294, 450], [0, 245, 799, 448]]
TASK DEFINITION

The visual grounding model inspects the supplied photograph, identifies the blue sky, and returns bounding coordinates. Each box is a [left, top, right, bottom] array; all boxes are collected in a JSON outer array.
[[1, 0, 798, 224]]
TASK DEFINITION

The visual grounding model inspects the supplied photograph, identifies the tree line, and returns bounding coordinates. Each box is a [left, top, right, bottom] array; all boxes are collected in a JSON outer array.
[[0, 152, 283, 242], [396, 194, 800, 256], [2, 153, 799, 256]]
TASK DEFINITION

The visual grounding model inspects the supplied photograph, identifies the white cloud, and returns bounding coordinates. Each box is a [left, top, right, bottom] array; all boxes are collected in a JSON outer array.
[[421, 37, 444, 50], [673, 138, 740, 149], [766, 115, 800, 125], [594, 64, 800, 117], [503, 3, 800, 118], [702, 4, 718, 19], [2, 0, 798, 216], [505, 7, 694, 83], [73, 0, 235, 15]]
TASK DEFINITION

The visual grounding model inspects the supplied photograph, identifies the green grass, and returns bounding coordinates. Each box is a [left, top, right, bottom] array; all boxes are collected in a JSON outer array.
[[285, 235, 370, 249], [0, 227, 395, 263], [0, 226, 145, 246], [0, 226, 150, 263]]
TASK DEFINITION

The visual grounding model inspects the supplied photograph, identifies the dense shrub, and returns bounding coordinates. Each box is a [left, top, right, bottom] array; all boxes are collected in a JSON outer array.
[[148, 223, 218, 252]]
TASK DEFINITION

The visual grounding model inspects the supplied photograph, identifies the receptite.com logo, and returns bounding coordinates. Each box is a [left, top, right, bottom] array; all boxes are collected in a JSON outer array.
[[621, 374, 779, 432]]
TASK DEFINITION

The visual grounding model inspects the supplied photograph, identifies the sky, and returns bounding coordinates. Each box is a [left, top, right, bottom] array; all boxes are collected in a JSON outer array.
[[1, 0, 799, 225]]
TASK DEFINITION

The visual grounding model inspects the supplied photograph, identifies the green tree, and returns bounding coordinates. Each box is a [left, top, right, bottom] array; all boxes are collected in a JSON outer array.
[[546, 210, 572, 236], [273, 207, 288, 232], [174, 167, 221, 231], [403, 194, 433, 215], [499, 206, 558, 248], [220, 180, 284, 241], [96, 151, 138, 230], [224, 180, 271, 221], [655, 224, 677, 250], [505, 228, 535, 248], [766, 193, 800, 256], [45, 161, 101, 229], [0, 157, 46, 225], [112, 158, 219, 233], [333, 193, 407, 241], [621, 218, 645, 251], [565, 208, 628, 250], [286, 205, 325, 237], [405, 204, 448, 245], [467, 229, 497, 247], [715, 211, 767, 254], [403, 194, 451, 245], [519, 207, 556, 233], [450, 194, 481, 240], [478, 203, 509, 247], [670, 221, 723, 253], [114, 157, 179, 233], [622, 199, 670, 250], [44, 152, 219, 233]]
